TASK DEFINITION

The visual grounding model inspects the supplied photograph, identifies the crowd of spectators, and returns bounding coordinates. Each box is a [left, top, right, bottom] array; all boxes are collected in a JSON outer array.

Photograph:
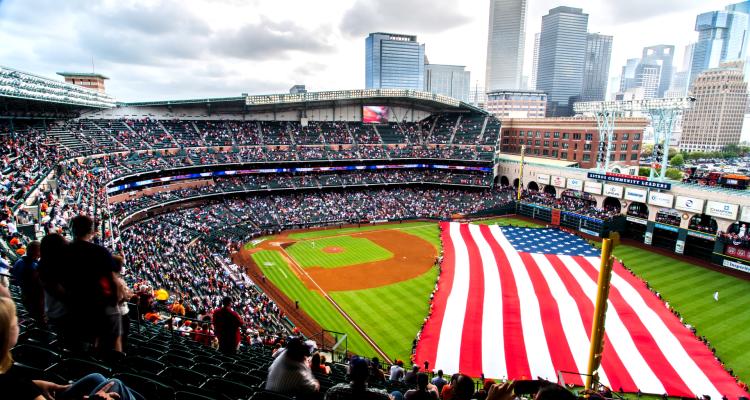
[[518, 190, 621, 221]]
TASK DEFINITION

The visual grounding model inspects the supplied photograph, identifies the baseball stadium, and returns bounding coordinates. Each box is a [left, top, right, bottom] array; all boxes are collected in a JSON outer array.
[[2, 63, 750, 400]]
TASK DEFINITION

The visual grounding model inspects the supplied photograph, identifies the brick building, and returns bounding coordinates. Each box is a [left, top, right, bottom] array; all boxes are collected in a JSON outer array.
[[500, 117, 648, 169]]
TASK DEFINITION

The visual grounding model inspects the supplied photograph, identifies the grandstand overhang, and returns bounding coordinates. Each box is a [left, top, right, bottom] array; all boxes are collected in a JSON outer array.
[[120, 89, 487, 115], [1, 66, 116, 109]]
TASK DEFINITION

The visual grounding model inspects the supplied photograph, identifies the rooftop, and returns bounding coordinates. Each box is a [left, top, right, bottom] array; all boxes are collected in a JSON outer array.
[[56, 72, 110, 80]]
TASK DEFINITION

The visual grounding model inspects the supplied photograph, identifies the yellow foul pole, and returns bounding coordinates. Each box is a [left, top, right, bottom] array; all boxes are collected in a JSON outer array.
[[585, 238, 615, 391], [517, 144, 525, 201]]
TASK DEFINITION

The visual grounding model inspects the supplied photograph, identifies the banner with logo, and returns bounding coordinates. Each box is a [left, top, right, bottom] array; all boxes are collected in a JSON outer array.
[[624, 187, 648, 203], [725, 245, 750, 262], [675, 196, 704, 214], [537, 174, 550, 185], [648, 192, 674, 208], [626, 216, 648, 225], [567, 178, 583, 191], [551, 209, 561, 226], [552, 176, 566, 188], [644, 231, 653, 245], [603, 184, 623, 198], [722, 258, 750, 273], [584, 181, 602, 195], [675, 240, 685, 254], [587, 172, 671, 190], [705, 201, 739, 220]]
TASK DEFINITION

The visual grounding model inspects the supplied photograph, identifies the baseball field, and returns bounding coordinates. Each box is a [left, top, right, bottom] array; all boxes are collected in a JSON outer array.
[[236, 217, 750, 385]]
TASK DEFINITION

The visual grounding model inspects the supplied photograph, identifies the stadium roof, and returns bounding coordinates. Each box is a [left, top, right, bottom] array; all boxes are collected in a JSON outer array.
[[122, 89, 488, 114], [56, 72, 110, 80]]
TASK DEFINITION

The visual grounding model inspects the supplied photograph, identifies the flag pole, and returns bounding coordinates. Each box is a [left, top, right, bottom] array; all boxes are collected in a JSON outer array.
[[585, 238, 615, 392]]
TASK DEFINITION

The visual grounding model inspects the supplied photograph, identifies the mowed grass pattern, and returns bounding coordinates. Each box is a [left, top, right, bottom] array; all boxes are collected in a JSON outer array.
[[331, 267, 439, 364], [286, 236, 393, 269], [251, 250, 377, 357], [614, 245, 750, 383]]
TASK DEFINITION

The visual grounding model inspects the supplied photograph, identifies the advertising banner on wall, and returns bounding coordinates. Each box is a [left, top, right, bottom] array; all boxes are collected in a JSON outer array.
[[584, 181, 603, 195], [644, 231, 653, 245], [675, 240, 685, 254], [567, 178, 584, 191], [624, 187, 647, 203], [603, 184, 623, 198], [675, 196, 704, 214], [648, 192, 674, 208], [537, 174, 550, 185], [725, 245, 750, 262], [552, 176, 566, 188], [705, 201, 739, 220], [722, 258, 750, 273], [740, 206, 750, 223]]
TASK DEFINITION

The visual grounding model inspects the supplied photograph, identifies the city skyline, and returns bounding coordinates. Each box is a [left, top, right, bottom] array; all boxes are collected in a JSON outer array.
[[0, 0, 735, 101]]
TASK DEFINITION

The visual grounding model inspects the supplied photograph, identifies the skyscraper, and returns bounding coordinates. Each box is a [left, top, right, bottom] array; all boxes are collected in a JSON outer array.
[[581, 33, 613, 101], [365, 33, 425, 90], [485, 0, 527, 91], [424, 64, 471, 102], [680, 61, 748, 152], [536, 6, 589, 116], [690, 11, 749, 86], [641, 45, 675, 97], [530, 32, 540, 90], [619, 58, 640, 93]]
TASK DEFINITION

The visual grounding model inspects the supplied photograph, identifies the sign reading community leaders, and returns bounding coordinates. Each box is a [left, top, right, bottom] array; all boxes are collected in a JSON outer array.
[[624, 187, 647, 203], [675, 196, 705, 214], [567, 178, 584, 191], [552, 175, 566, 188], [648, 191, 674, 208], [705, 200, 739, 220], [603, 184, 623, 198], [537, 174, 550, 185], [584, 181, 602, 195], [587, 172, 671, 190]]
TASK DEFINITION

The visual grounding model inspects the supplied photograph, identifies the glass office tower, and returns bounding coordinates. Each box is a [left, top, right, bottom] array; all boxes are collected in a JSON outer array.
[[365, 33, 425, 90]]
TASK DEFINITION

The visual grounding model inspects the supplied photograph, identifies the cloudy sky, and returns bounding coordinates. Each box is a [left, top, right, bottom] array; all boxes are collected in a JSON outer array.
[[0, 0, 734, 101]]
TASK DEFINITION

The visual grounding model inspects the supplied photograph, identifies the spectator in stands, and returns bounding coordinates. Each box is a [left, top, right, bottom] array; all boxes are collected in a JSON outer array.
[[60, 215, 118, 351], [212, 295, 244, 354], [325, 356, 390, 400], [484, 381, 576, 400], [0, 296, 144, 400], [404, 364, 420, 385], [369, 356, 386, 384], [11, 240, 42, 321], [404, 373, 438, 400], [112, 255, 132, 351], [265, 336, 320, 395], [311, 351, 331, 375], [430, 370, 447, 393], [389, 359, 405, 381], [441, 374, 473, 400], [36, 233, 67, 338]]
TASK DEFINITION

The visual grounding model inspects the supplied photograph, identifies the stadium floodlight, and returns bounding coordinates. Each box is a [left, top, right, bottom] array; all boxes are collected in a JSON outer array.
[[574, 98, 694, 179]]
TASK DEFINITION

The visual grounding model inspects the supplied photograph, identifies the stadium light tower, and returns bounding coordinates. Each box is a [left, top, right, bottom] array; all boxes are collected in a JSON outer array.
[[573, 98, 694, 180]]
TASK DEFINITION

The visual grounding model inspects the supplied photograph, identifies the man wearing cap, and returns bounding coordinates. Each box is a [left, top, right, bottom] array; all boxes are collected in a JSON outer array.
[[266, 336, 320, 396], [325, 356, 390, 400]]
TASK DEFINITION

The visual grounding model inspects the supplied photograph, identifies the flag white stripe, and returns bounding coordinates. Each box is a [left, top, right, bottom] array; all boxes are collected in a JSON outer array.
[[559, 255, 665, 394], [584, 257, 721, 399], [531, 253, 610, 387], [469, 224, 507, 379], [491, 225, 557, 381], [434, 222, 471, 374]]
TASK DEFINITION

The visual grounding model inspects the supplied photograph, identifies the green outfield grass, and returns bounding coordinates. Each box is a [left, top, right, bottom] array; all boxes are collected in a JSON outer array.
[[251, 249, 378, 357], [286, 236, 393, 269]]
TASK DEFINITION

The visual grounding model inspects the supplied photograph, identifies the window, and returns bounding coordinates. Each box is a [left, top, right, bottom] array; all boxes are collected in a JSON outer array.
[[583, 154, 590, 161], [573, 153, 577, 160], [544, 132, 550, 138], [543, 149, 549, 156], [544, 140, 550, 147], [573, 133, 581, 140], [562, 142, 569, 149], [584, 143, 592, 151], [631, 153, 638, 160], [585, 133, 593, 141], [620, 154, 627, 161], [634, 133, 641, 140], [535, 140, 541, 146], [561, 151, 568, 159], [518, 131, 524, 137], [612, 133, 618, 140], [622, 133, 629, 140], [552, 141, 559, 148], [552, 150, 558, 157], [554, 132, 560, 138], [632, 144, 639, 150], [563, 133, 569, 139], [535, 131, 541, 138], [621, 144, 628, 151], [527, 139, 532, 145], [574, 143, 578, 150]]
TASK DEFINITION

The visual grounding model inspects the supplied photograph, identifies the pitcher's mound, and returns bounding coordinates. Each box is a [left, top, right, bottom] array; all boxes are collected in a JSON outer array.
[[322, 246, 344, 254]]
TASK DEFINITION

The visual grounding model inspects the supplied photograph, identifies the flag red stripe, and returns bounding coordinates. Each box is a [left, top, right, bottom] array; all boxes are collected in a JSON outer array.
[[520, 252, 583, 386], [458, 224, 484, 375], [544, 254, 637, 392], [415, 222, 456, 368], [480, 224, 532, 380], [572, 256, 692, 396], [611, 262, 747, 398]]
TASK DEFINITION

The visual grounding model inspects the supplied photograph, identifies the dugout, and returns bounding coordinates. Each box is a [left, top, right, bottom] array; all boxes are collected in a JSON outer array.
[[651, 209, 681, 250], [683, 214, 718, 259], [624, 202, 649, 241]]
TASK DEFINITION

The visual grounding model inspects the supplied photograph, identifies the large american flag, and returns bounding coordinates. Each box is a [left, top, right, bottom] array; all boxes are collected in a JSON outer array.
[[414, 222, 747, 399]]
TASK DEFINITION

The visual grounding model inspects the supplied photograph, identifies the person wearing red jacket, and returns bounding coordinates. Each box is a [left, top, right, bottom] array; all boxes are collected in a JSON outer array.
[[212, 296, 244, 354]]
